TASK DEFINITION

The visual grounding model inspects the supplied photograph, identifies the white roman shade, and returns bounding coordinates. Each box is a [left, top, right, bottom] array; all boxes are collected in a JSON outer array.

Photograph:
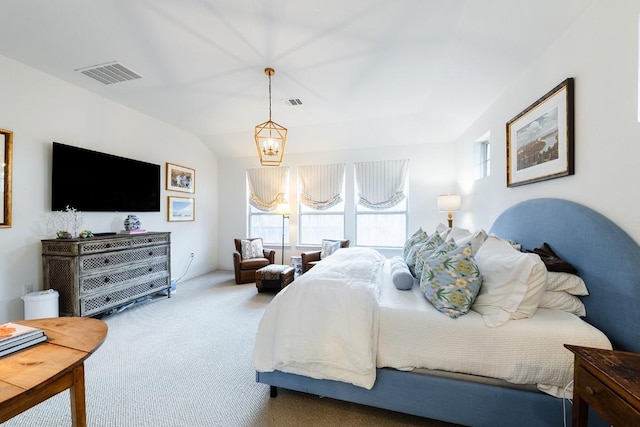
[[246, 167, 289, 211], [298, 163, 346, 210], [355, 159, 408, 210]]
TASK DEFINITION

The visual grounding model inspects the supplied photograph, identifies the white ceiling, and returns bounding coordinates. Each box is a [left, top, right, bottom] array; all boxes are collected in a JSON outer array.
[[0, 0, 594, 159]]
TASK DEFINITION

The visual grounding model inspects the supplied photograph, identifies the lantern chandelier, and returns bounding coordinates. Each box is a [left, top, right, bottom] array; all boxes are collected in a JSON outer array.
[[255, 67, 287, 166]]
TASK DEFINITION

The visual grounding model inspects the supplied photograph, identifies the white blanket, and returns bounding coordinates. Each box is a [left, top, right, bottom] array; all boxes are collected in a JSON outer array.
[[253, 248, 384, 389]]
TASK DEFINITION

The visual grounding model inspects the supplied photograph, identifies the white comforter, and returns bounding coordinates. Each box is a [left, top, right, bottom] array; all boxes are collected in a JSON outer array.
[[253, 248, 385, 389]]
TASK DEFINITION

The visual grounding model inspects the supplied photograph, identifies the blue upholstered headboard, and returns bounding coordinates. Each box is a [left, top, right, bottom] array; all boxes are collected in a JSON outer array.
[[490, 198, 640, 353]]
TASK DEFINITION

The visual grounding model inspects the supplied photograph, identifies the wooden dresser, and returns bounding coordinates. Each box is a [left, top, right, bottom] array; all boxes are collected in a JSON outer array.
[[566, 344, 640, 427], [42, 232, 171, 317]]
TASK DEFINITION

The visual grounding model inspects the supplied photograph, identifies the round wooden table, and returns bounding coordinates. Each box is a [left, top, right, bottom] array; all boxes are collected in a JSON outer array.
[[0, 317, 108, 427]]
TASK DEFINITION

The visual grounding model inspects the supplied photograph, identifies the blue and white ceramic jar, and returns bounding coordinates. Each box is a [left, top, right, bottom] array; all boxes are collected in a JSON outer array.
[[124, 214, 142, 231]]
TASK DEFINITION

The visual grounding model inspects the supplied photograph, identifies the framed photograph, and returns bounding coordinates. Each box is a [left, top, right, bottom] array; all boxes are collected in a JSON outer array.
[[166, 163, 195, 193], [506, 78, 574, 187], [167, 196, 195, 222]]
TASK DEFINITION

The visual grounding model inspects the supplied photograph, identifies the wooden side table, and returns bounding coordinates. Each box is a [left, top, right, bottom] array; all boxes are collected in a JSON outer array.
[[0, 317, 107, 427], [565, 344, 640, 427]]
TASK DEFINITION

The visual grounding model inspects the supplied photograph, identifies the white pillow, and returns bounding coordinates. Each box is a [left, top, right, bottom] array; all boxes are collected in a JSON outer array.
[[241, 239, 264, 259], [434, 223, 450, 240], [539, 291, 586, 317], [546, 272, 589, 296], [472, 236, 547, 327], [451, 229, 488, 255], [445, 227, 471, 243]]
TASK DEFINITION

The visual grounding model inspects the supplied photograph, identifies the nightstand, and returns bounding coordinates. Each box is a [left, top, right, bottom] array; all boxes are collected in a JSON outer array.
[[565, 344, 640, 427]]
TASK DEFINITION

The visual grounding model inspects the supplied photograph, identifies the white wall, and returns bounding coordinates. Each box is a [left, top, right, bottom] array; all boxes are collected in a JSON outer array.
[[217, 142, 456, 270], [454, 0, 640, 244], [0, 54, 218, 323]]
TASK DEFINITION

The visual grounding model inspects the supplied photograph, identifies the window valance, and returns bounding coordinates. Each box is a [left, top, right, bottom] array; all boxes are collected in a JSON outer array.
[[246, 167, 289, 211], [355, 159, 408, 210], [298, 163, 345, 210]]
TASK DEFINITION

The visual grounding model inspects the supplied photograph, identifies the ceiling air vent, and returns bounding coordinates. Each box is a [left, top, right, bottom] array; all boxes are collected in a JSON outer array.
[[75, 61, 142, 85], [282, 98, 303, 106]]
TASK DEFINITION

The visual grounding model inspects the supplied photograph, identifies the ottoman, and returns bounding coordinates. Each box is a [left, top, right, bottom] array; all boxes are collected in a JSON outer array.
[[255, 264, 295, 293]]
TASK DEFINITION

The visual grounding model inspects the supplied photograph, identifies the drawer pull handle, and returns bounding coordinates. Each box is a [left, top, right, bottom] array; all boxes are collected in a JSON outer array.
[[104, 259, 110, 264], [104, 277, 110, 283], [149, 251, 153, 256], [148, 268, 153, 272], [149, 284, 154, 288], [585, 386, 596, 396], [105, 297, 111, 302], [105, 244, 111, 248]]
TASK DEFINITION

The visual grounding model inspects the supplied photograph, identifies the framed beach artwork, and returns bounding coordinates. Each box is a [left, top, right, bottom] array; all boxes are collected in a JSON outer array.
[[506, 78, 574, 187], [166, 163, 195, 193], [167, 196, 195, 222]]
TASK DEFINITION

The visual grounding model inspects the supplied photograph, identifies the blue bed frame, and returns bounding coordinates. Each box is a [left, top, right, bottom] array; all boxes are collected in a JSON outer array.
[[256, 198, 640, 426]]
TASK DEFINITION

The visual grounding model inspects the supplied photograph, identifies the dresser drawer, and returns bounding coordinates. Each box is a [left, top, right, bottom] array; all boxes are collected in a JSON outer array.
[[81, 277, 169, 316], [80, 261, 169, 294], [80, 245, 169, 273], [577, 367, 640, 425]]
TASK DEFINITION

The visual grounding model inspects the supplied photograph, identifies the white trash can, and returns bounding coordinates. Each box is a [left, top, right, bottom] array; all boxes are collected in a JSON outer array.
[[22, 289, 59, 320]]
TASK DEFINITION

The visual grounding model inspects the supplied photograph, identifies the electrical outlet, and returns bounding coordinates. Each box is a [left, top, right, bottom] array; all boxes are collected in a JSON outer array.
[[189, 252, 195, 259]]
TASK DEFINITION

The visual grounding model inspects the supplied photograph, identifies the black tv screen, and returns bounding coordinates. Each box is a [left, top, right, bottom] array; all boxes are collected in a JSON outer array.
[[51, 142, 161, 212]]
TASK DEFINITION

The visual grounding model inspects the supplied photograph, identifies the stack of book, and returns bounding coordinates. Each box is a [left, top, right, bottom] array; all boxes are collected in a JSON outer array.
[[0, 322, 47, 357]]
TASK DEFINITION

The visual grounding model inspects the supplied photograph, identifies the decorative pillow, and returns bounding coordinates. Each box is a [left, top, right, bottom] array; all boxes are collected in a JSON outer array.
[[241, 239, 264, 259], [538, 291, 586, 317], [546, 272, 589, 296], [420, 242, 482, 318], [528, 242, 577, 273], [412, 233, 446, 278], [320, 240, 342, 259], [472, 236, 547, 327], [389, 256, 415, 290], [403, 228, 429, 261]]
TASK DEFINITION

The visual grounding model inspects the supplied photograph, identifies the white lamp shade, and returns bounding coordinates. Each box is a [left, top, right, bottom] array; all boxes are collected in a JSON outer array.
[[275, 202, 291, 215], [438, 194, 461, 212]]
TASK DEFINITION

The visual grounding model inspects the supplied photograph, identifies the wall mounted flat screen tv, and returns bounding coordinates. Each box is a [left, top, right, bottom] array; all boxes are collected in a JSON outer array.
[[51, 142, 161, 212]]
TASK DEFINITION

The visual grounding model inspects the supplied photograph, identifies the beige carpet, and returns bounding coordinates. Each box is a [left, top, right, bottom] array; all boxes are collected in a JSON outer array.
[[1, 271, 459, 427]]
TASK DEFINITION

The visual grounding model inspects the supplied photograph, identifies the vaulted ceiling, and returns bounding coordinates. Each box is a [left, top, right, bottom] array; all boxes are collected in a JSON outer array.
[[0, 0, 594, 158]]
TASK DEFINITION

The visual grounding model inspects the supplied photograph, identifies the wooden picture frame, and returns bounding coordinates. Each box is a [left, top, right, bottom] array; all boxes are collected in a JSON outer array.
[[166, 163, 195, 193], [506, 78, 574, 187], [0, 129, 12, 228], [167, 196, 195, 222]]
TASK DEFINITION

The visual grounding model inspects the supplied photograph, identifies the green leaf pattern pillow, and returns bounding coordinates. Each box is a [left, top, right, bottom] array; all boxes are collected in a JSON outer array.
[[403, 228, 429, 262], [413, 234, 448, 278], [420, 242, 482, 319]]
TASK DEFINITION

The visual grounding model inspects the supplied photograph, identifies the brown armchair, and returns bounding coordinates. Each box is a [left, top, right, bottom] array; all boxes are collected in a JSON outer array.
[[233, 238, 276, 284], [301, 239, 350, 273]]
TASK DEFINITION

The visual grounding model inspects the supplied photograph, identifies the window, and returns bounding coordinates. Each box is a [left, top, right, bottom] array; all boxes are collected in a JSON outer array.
[[246, 167, 289, 246], [297, 164, 345, 245], [474, 132, 491, 180], [354, 160, 409, 248]]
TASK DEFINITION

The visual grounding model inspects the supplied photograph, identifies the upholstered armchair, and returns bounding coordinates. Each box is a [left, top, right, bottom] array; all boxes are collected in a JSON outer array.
[[301, 239, 350, 273], [233, 238, 276, 284]]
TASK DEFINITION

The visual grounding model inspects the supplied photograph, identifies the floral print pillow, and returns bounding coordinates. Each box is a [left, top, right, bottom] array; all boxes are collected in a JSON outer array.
[[413, 235, 450, 278], [420, 242, 482, 319], [241, 239, 264, 259]]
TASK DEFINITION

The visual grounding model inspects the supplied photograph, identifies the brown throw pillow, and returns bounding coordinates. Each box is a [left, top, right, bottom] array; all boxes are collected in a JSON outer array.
[[528, 242, 577, 274]]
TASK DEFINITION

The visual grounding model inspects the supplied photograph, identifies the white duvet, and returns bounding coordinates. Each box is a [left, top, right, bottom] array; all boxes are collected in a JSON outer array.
[[253, 248, 385, 389], [254, 255, 612, 397]]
